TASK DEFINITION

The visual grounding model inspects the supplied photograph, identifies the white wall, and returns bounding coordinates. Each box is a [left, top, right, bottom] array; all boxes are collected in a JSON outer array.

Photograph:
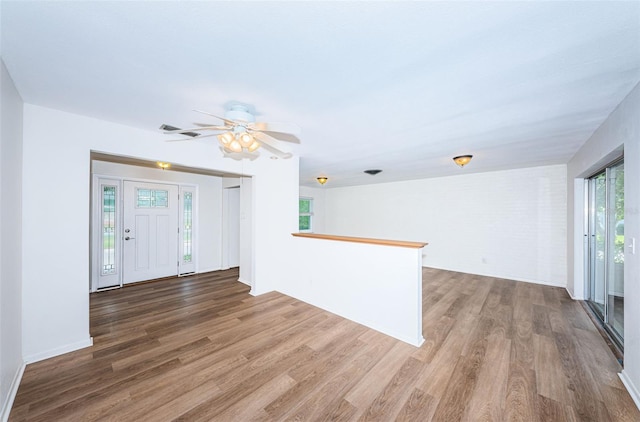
[[567, 82, 640, 409], [252, 161, 299, 296], [323, 165, 567, 286], [299, 185, 326, 233], [91, 160, 223, 273], [0, 59, 24, 420], [21, 104, 298, 362], [289, 236, 424, 346]]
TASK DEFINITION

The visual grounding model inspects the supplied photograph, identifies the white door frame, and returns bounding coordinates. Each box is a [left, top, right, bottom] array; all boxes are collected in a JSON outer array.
[[91, 174, 198, 292]]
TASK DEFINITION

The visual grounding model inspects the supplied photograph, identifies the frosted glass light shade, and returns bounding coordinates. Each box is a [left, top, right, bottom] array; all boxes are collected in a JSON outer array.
[[217, 132, 234, 146], [453, 155, 473, 167], [238, 132, 254, 148], [229, 139, 242, 153], [248, 140, 261, 152]]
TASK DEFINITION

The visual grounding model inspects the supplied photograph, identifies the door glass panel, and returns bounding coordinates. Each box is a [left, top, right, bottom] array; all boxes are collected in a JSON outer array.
[[183, 192, 193, 263], [137, 189, 169, 208], [607, 162, 624, 340], [154, 190, 168, 207], [589, 173, 606, 319], [587, 160, 624, 347], [102, 185, 117, 275]]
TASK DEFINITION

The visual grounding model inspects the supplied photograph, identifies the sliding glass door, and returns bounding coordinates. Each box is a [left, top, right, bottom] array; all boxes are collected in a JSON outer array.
[[587, 160, 624, 347]]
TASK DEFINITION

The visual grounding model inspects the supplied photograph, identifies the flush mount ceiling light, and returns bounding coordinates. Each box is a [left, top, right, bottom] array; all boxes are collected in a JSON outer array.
[[157, 162, 171, 170], [453, 155, 473, 167], [364, 169, 382, 175], [317, 176, 328, 185]]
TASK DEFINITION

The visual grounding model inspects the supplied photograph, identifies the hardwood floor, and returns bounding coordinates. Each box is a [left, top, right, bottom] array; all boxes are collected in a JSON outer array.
[[10, 268, 640, 421]]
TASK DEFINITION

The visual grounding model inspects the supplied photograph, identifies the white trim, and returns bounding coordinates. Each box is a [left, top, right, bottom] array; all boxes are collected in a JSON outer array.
[[23, 337, 93, 364], [620, 370, 640, 411], [221, 187, 230, 269], [249, 287, 272, 296], [1, 362, 26, 422], [237, 277, 251, 286], [198, 266, 221, 274], [565, 287, 585, 301], [91, 172, 200, 290]]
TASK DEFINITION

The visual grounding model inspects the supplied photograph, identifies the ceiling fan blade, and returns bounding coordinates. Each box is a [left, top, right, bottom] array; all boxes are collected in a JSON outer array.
[[193, 109, 236, 126], [249, 121, 301, 136], [249, 121, 300, 134], [256, 130, 301, 144], [163, 126, 227, 135], [193, 122, 232, 129], [165, 133, 221, 142], [252, 132, 293, 159]]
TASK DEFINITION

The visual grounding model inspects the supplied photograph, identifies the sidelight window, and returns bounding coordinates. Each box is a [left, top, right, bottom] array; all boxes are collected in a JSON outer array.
[[183, 191, 193, 263], [102, 185, 117, 275]]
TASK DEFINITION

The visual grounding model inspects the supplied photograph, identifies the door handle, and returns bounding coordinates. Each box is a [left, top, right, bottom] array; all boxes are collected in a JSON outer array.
[[125, 236, 135, 241]]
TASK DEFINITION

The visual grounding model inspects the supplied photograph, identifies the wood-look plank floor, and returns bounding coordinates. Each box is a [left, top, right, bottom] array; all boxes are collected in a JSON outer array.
[[10, 268, 640, 421]]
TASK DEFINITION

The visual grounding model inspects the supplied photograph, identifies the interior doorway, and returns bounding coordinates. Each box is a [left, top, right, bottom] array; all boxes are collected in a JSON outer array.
[[586, 159, 624, 348]]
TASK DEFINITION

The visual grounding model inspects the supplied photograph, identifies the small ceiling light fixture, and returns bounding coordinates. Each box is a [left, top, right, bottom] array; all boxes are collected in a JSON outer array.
[[364, 169, 382, 175], [453, 155, 473, 167], [317, 176, 328, 185], [157, 162, 171, 170]]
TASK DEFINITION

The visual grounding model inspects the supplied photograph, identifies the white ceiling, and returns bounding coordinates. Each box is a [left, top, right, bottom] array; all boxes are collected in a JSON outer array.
[[2, 1, 639, 187]]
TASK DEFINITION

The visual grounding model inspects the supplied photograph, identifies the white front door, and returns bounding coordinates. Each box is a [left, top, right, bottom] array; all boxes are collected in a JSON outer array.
[[123, 181, 179, 284]]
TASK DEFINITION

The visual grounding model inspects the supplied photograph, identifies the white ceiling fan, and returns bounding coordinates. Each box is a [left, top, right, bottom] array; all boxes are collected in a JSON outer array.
[[161, 104, 300, 160]]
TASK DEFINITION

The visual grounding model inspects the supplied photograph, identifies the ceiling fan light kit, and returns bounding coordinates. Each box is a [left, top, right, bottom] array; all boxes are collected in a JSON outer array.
[[453, 155, 473, 167]]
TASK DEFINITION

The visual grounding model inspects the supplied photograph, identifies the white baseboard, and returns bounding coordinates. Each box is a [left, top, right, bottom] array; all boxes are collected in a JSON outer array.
[[422, 265, 566, 288], [237, 277, 251, 286], [565, 288, 585, 301], [249, 288, 273, 297], [24, 337, 93, 364], [620, 370, 640, 412], [1, 362, 26, 422]]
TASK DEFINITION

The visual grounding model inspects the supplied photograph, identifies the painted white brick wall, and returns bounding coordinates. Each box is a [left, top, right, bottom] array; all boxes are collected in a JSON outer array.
[[323, 165, 567, 286]]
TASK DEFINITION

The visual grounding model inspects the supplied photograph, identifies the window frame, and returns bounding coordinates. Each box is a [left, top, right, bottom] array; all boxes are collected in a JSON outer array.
[[299, 197, 314, 233]]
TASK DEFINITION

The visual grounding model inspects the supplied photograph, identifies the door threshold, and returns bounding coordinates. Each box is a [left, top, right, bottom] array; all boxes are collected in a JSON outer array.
[[123, 274, 179, 288], [580, 300, 624, 365]]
